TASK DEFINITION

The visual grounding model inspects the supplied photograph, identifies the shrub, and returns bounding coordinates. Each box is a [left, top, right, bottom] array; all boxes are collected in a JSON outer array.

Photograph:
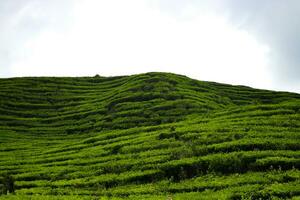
[[157, 128, 180, 140], [0, 174, 15, 194]]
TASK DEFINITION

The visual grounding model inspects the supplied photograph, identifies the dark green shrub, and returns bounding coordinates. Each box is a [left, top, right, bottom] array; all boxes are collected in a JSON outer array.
[[111, 145, 122, 154], [157, 128, 180, 140], [158, 132, 179, 140], [0, 175, 15, 194]]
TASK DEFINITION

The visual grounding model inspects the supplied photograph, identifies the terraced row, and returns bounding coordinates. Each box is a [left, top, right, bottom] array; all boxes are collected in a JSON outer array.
[[0, 72, 299, 199]]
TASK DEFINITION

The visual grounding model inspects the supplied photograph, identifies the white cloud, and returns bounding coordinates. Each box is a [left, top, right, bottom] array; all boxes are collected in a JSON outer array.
[[7, 0, 274, 91], [7, 0, 298, 93]]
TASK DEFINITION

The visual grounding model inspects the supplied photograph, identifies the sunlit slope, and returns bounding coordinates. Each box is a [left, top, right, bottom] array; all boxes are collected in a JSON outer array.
[[0, 72, 298, 133], [0, 72, 299, 199]]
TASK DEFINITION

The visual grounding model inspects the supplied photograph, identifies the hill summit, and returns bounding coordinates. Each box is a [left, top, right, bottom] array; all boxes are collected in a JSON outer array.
[[0, 72, 299, 199]]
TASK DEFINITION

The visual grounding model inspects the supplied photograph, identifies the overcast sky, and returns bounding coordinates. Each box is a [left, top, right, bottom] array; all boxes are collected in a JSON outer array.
[[0, 0, 299, 93]]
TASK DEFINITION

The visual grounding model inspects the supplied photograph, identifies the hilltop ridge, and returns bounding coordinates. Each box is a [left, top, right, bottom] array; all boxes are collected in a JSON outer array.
[[0, 72, 299, 133]]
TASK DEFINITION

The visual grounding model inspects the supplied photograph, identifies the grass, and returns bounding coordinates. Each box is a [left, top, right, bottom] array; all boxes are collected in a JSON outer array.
[[0, 72, 299, 199]]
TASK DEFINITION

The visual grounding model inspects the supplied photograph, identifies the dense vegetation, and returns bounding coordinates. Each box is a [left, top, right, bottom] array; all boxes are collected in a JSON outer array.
[[0, 72, 299, 199]]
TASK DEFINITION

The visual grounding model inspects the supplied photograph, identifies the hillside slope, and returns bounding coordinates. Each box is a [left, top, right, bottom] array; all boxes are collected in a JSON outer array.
[[0, 72, 299, 199]]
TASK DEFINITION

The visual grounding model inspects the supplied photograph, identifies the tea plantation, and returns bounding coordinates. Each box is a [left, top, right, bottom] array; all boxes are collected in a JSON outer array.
[[0, 72, 299, 199]]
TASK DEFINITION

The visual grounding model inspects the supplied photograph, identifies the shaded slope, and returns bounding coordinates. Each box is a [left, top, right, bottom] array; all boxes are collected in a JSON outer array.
[[0, 72, 299, 199]]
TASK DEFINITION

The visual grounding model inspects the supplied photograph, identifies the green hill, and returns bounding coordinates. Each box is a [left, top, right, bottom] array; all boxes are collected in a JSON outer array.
[[0, 72, 299, 199]]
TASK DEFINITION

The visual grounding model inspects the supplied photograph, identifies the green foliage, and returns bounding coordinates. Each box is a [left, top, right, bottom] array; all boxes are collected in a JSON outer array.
[[0, 174, 15, 195], [0, 72, 299, 199]]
